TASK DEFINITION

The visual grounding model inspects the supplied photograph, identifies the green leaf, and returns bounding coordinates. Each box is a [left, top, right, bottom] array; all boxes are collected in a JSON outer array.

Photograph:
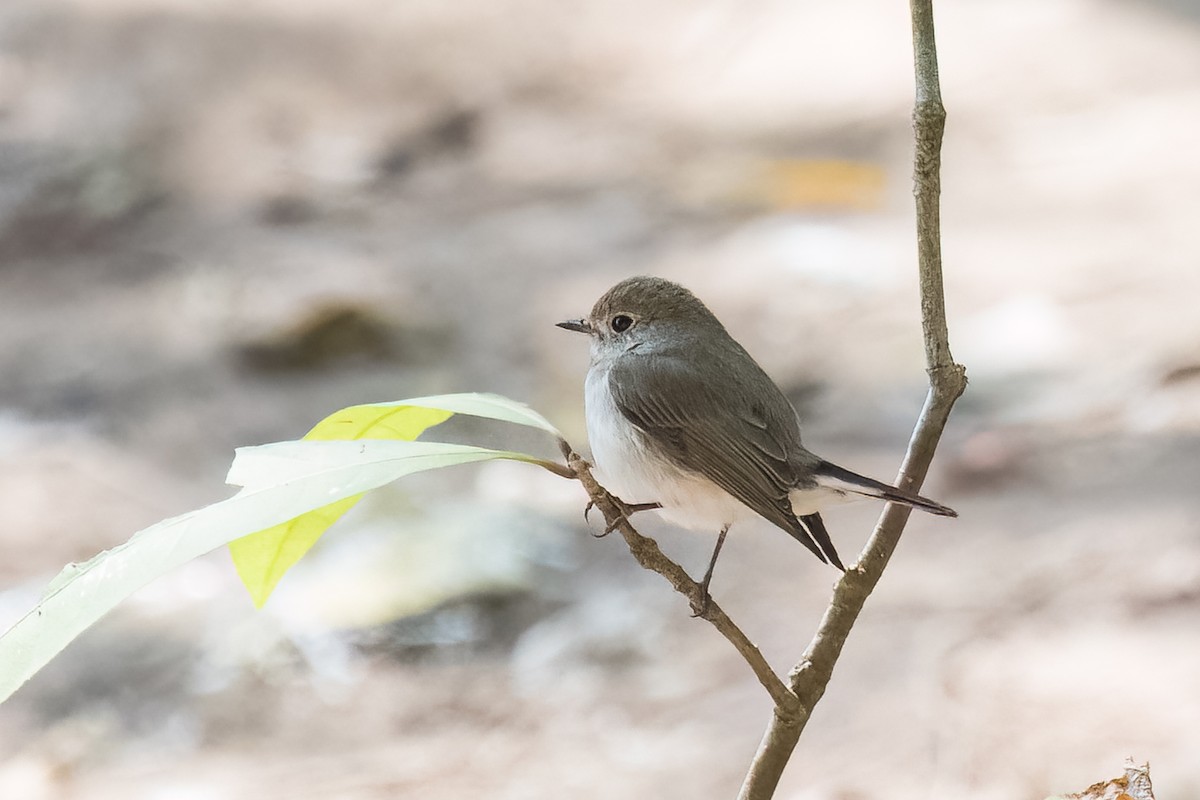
[[0, 438, 551, 705], [1, 393, 566, 702], [222, 393, 561, 606], [226, 404, 453, 606]]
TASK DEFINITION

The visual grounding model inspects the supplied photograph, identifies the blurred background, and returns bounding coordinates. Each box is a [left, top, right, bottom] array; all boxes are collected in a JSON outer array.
[[1, 0, 1199, 797]]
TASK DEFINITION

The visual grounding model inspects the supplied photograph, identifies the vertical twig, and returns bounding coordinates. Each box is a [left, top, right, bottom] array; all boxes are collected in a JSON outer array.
[[734, 2, 966, 798]]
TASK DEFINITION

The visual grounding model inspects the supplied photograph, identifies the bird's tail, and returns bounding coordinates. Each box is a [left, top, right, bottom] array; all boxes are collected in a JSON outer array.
[[814, 461, 957, 517]]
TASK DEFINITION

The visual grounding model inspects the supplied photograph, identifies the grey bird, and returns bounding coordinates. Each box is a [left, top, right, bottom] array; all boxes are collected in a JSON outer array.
[[558, 276, 955, 597]]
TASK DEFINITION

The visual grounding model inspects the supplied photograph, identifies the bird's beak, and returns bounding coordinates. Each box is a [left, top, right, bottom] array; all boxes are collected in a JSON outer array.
[[556, 318, 592, 334]]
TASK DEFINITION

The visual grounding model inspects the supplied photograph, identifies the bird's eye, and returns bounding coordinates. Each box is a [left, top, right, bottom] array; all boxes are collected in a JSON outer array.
[[610, 315, 633, 333]]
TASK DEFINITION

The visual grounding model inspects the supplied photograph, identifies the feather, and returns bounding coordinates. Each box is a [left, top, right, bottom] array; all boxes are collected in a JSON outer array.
[[607, 347, 842, 567], [814, 460, 957, 517]]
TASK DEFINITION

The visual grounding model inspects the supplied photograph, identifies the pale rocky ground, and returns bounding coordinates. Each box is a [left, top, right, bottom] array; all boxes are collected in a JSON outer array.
[[0, 0, 1198, 798]]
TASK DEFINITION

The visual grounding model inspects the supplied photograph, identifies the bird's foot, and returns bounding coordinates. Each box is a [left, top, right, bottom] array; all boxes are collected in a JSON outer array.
[[602, 500, 662, 535], [588, 495, 661, 538]]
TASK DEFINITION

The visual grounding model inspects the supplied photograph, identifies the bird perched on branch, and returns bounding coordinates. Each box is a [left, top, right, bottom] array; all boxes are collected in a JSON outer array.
[[558, 276, 955, 601]]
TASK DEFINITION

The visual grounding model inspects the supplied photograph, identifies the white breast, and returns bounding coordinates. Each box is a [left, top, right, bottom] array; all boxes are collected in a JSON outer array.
[[584, 363, 754, 533]]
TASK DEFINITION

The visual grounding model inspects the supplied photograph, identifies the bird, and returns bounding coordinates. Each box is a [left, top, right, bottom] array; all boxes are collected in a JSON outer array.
[[557, 276, 955, 601]]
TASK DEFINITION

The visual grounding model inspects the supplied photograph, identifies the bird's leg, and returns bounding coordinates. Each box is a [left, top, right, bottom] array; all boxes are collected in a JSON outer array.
[[587, 494, 662, 537], [691, 525, 729, 617]]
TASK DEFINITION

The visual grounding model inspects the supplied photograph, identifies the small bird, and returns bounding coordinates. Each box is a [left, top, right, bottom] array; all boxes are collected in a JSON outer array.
[[558, 276, 955, 600]]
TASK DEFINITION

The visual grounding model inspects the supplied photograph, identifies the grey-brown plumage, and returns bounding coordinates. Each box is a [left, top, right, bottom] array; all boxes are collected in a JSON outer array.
[[606, 343, 844, 566], [558, 276, 955, 578]]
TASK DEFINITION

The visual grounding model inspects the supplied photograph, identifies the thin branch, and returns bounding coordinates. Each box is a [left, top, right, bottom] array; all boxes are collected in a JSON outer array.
[[736, 1, 967, 798], [558, 439, 800, 715]]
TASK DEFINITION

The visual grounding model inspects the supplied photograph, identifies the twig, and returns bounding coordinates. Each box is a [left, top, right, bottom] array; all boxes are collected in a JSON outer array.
[[735, 2, 967, 797], [558, 439, 800, 715]]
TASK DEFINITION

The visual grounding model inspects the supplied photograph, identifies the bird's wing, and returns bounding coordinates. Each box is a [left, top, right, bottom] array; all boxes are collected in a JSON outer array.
[[607, 353, 842, 567]]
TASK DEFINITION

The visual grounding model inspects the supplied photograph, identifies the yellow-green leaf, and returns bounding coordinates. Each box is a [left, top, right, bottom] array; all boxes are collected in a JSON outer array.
[[302, 403, 455, 442], [227, 404, 452, 605], [228, 495, 362, 607]]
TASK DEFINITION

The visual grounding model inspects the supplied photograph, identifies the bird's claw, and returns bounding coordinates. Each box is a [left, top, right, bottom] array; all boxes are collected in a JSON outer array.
[[593, 499, 627, 538], [583, 496, 660, 538]]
